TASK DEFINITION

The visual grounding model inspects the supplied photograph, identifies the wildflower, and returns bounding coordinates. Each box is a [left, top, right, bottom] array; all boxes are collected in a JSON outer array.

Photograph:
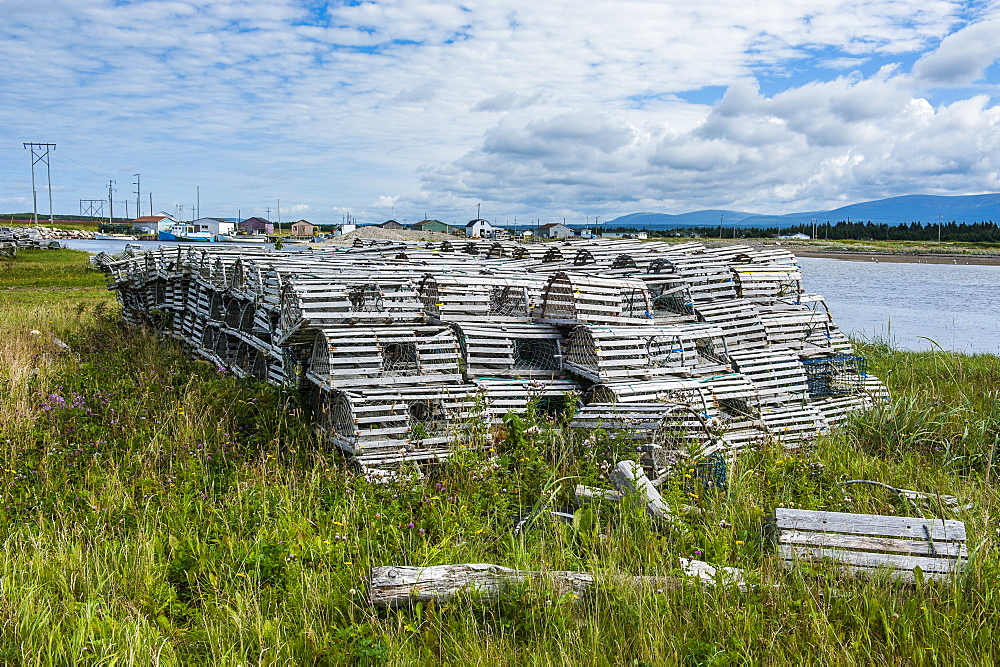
[[236, 573, 248, 577], [735, 540, 745, 545]]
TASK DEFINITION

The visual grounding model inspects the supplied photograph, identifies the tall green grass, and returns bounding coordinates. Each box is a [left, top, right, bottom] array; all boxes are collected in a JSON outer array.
[[1, 248, 999, 664]]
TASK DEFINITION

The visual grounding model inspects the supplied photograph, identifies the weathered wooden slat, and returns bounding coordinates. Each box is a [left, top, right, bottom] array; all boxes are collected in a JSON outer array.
[[775, 508, 966, 541]]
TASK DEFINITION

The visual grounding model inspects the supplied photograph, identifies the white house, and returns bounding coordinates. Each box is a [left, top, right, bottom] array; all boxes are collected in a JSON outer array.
[[536, 223, 573, 239], [191, 217, 236, 236], [465, 218, 500, 238]]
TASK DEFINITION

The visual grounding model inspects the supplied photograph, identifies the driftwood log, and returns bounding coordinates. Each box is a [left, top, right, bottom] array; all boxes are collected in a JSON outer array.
[[609, 460, 680, 526], [368, 560, 746, 607]]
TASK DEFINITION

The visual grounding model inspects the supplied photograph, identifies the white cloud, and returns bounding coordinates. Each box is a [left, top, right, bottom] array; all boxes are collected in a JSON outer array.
[[913, 19, 1000, 86], [0, 0, 997, 222]]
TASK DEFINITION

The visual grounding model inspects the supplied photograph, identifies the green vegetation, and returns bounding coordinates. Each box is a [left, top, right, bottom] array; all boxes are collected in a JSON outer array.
[[629, 220, 1000, 244], [3, 216, 105, 232], [1, 249, 999, 663]]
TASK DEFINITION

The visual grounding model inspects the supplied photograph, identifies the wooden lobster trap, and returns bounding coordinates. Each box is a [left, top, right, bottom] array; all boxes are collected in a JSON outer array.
[[311, 384, 483, 468], [561, 323, 731, 383], [276, 279, 424, 345], [473, 379, 580, 423], [730, 264, 802, 300], [571, 402, 718, 477], [305, 325, 464, 389], [417, 275, 545, 324], [453, 322, 565, 379], [538, 272, 653, 326], [760, 403, 829, 445], [693, 299, 769, 352], [729, 349, 809, 406]]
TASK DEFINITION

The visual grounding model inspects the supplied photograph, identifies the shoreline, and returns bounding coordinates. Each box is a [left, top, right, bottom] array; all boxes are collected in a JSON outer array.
[[788, 249, 1000, 265]]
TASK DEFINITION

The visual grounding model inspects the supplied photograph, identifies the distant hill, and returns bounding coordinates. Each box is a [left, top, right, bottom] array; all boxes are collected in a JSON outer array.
[[604, 193, 1000, 229]]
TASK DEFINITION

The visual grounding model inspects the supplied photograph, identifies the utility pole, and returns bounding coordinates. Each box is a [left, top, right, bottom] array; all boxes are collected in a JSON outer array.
[[23, 143, 56, 225], [477, 203, 481, 220], [938, 213, 942, 243], [719, 215, 724, 239], [149, 193, 153, 216], [133, 174, 141, 218], [811, 217, 817, 240], [190, 205, 195, 221], [196, 186, 200, 220], [108, 180, 116, 224], [277, 199, 281, 230]]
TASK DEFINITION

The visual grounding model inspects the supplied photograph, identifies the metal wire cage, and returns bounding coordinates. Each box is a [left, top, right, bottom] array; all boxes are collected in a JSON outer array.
[[801, 355, 868, 398]]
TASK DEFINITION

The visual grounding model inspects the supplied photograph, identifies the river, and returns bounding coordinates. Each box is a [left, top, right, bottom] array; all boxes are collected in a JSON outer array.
[[58, 239, 999, 355]]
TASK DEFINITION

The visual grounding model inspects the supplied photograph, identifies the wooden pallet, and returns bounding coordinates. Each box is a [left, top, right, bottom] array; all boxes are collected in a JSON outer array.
[[775, 508, 968, 581]]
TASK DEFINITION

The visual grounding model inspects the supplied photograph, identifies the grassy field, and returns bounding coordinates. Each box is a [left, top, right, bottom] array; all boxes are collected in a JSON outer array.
[[1, 249, 999, 664]]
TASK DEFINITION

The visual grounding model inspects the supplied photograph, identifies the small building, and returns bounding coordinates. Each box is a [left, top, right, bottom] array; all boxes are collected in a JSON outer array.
[[290, 220, 317, 237], [410, 219, 462, 234], [465, 218, 500, 238], [536, 223, 573, 239], [240, 217, 274, 234], [380, 220, 405, 230], [132, 214, 175, 235], [191, 217, 236, 236], [601, 231, 648, 240]]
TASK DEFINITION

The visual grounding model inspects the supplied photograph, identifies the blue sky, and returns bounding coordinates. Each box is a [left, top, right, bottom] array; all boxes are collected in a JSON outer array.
[[1, 0, 999, 225]]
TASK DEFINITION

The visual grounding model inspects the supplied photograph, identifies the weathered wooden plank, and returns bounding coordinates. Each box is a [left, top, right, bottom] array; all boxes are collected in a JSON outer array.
[[779, 529, 968, 558], [775, 508, 966, 541], [778, 545, 962, 574]]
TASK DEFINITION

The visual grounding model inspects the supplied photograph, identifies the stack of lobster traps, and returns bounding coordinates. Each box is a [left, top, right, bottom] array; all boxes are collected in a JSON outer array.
[[95, 238, 887, 472]]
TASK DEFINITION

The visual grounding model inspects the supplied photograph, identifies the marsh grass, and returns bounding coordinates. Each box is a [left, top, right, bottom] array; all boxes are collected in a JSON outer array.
[[1, 249, 999, 664]]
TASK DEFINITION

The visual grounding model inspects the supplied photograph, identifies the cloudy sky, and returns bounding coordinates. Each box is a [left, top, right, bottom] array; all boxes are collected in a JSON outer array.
[[2, 0, 999, 225]]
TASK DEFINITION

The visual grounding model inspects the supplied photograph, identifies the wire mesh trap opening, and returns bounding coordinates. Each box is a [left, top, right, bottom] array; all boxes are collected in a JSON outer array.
[[802, 355, 868, 398]]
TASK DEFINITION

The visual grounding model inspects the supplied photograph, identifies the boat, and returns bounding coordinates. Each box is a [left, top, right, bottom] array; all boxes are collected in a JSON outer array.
[[216, 233, 268, 243], [158, 223, 215, 242]]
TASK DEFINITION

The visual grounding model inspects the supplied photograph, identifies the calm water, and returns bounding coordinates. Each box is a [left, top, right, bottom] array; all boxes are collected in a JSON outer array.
[[798, 256, 1000, 354], [60, 240, 999, 354]]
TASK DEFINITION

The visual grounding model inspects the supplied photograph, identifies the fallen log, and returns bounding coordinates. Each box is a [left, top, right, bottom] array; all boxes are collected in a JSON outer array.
[[368, 560, 745, 607], [609, 460, 680, 526]]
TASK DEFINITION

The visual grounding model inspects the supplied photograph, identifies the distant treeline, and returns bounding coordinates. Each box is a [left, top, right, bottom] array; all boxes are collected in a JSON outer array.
[[625, 220, 1000, 242]]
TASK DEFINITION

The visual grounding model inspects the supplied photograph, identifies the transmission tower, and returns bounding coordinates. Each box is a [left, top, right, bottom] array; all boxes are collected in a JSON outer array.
[[23, 142, 56, 225], [80, 199, 105, 218]]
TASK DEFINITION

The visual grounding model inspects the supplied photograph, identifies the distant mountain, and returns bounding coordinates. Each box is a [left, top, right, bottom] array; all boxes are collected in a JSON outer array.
[[606, 210, 759, 228], [604, 193, 1000, 229]]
